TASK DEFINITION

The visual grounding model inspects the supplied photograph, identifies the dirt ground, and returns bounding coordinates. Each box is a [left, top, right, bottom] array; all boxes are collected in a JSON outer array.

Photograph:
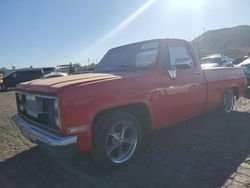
[[0, 89, 250, 188]]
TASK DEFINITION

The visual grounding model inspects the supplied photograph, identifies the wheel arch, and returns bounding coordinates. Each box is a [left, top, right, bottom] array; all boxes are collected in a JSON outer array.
[[231, 86, 240, 99], [91, 103, 153, 136]]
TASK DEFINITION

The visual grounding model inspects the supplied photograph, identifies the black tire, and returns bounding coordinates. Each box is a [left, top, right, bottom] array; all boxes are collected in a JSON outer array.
[[91, 111, 142, 168], [221, 89, 235, 115]]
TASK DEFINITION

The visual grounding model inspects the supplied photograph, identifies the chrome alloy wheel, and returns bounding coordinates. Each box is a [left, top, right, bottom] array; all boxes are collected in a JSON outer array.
[[223, 89, 234, 113], [105, 120, 138, 164]]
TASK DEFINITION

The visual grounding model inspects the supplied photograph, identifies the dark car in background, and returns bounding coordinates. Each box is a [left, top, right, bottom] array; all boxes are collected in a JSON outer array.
[[233, 56, 249, 65], [0, 69, 43, 91], [201, 54, 233, 68]]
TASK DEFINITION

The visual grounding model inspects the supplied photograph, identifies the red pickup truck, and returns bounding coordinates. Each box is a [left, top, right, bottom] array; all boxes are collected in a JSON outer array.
[[12, 39, 246, 167]]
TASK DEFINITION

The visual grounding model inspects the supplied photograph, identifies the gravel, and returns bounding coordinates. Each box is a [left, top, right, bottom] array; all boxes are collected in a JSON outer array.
[[0, 89, 250, 188]]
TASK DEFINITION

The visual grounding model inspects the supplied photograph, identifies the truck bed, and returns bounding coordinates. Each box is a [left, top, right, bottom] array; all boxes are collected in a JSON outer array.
[[202, 67, 246, 111]]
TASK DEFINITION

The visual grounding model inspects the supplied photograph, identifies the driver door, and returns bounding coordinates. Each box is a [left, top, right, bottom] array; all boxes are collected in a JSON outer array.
[[160, 41, 206, 127]]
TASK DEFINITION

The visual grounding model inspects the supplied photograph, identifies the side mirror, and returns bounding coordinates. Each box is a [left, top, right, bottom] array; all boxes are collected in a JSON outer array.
[[175, 58, 193, 69], [168, 68, 176, 80]]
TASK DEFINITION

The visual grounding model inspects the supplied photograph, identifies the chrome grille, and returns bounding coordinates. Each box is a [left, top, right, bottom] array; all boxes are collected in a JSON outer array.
[[16, 92, 60, 131]]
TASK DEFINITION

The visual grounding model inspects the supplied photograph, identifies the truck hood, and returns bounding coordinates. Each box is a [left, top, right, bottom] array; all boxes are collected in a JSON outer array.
[[17, 73, 123, 94]]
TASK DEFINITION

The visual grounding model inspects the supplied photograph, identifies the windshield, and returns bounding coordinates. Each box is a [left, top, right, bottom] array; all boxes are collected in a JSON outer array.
[[94, 41, 160, 73], [201, 57, 222, 64], [3, 71, 14, 78]]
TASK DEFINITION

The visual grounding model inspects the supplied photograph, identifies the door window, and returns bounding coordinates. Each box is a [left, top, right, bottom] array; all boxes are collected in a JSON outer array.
[[12, 72, 18, 78], [135, 49, 158, 68], [164, 43, 194, 69], [12, 73, 16, 78]]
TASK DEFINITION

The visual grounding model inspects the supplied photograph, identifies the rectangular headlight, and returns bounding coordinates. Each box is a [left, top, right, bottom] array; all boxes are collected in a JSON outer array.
[[53, 99, 61, 130], [46, 98, 61, 130]]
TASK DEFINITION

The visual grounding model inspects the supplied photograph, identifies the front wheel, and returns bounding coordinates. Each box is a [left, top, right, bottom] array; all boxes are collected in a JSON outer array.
[[91, 111, 142, 168], [221, 89, 235, 115]]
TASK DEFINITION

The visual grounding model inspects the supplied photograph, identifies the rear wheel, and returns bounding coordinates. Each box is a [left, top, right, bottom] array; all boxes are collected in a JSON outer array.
[[91, 111, 142, 167], [221, 89, 234, 115]]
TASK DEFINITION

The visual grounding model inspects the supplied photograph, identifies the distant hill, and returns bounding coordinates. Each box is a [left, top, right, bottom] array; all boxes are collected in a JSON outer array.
[[191, 25, 250, 59]]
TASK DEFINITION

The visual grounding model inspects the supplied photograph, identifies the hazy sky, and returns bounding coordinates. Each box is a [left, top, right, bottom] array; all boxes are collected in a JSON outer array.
[[1, 0, 250, 68]]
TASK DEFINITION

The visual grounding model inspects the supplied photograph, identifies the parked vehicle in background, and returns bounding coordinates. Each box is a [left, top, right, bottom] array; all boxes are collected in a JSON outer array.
[[42, 72, 68, 79], [11, 39, 246, 167], [233, 56, 249, 65], [237, 58, 250, 86], [201, 54, 233, 68], [0, 69, 43, 91], [74, 67, 95, 74], [42, 67, 55, 75]]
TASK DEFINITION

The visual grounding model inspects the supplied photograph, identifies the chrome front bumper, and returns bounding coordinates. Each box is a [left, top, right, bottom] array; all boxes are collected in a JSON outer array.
[[11, 113, 77, 146]]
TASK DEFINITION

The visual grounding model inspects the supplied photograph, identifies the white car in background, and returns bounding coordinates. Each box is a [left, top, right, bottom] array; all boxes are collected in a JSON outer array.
[[42, 72, 68, 79], [201, 54, 233, 68]]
